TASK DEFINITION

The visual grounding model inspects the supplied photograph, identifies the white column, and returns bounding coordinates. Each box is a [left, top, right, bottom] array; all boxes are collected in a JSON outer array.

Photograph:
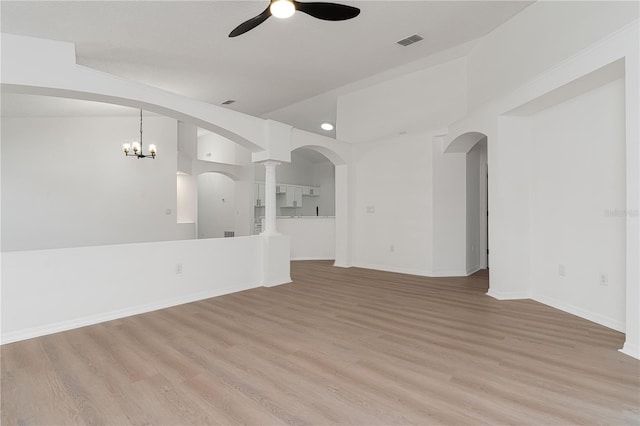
[[262, 161, 280, 235]]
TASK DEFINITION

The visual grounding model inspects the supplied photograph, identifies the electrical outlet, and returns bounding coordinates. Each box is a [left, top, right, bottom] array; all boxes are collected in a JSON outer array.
[[366, 206, 375, 214], [559, 264, 566, 277], [175, 263, 183, 274], [599, 273, 608, 286], [390, 244, 395, 252]]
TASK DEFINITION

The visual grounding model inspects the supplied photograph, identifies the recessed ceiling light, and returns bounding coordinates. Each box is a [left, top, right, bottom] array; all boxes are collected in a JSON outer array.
[[321, 122, 334, 131]]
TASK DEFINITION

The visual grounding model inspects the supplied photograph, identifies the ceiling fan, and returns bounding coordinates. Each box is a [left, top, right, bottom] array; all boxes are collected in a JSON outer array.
[[229, 0, 360, 37]]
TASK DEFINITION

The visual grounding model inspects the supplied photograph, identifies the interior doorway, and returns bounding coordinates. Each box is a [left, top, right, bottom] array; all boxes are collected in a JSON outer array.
[[443, 131, 489, 276], [465, 138, 488, 272]]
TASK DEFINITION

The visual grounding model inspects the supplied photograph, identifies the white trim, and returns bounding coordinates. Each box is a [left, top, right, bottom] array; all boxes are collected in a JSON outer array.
[[620, 343, 640, 360], [1, 282, 261, 345], [465, 265, 482, 276], [263, 276, 292, 287], [430, 269, 475, 277], [486, 289, 530, 300], [531, 293, 625, 333], [352, 262, 434, 277], [352, 262, 479, 278], [291, 256, 335, 261]]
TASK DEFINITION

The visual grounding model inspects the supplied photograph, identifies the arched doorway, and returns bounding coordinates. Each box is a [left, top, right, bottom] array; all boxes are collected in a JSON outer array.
[[253, 148, 336, 259], [265, 136, 350, 267], [445, 131, 489, 274]]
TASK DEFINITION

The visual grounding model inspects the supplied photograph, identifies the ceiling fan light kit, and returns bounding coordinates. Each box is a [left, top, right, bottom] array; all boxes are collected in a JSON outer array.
[[229, 0, 360, 37], [270, 0, 295, 19]]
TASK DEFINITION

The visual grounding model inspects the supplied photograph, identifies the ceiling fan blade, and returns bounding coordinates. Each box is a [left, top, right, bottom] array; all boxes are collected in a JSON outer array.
[[293, 1, 360, 21], [229, 5, 272, 37]]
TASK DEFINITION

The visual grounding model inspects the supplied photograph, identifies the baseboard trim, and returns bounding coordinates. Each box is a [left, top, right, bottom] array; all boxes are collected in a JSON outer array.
[[1, 282, 261, 345], [620, 342, 640, 360], [486, 289, 530, 300], [263, 276, 292, 287], [430, 269, 473, 277], [351, 262, 479, 278], [352, 262, 434, 277], [466, 265, 482, 276], [291, 256, 335, 261], [531, 293, 625, 333]]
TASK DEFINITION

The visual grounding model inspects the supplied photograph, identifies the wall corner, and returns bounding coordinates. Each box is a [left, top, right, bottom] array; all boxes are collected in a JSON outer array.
[[261, 234, 292, 287]]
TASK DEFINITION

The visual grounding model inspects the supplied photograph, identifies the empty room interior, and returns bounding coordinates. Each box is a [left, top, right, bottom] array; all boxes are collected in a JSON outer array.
[[1, 1, 639, 424]]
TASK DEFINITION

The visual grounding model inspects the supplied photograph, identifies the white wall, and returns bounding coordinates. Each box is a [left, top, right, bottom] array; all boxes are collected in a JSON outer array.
[[278, 217, 335, 260], [197, 172, 236, 238], [351, 132, 434, 275], [234, 175, 254, 237], [197, 131, 239, 164], [529, 79, 626, 331], [487, 116, 534, 299], [178, 121, 197, 163], [467, 1, 639, 110], [349, 128, 471, 277], [1, 115, 180, 251], [432, 138, 467, 276], [1, 236, 264, 343], [177, 173, 197, 224], [310, 161, 335, 217], [176, 173, 197, 240], [336, 53, 469, 276], [337, 57, 467, 143]]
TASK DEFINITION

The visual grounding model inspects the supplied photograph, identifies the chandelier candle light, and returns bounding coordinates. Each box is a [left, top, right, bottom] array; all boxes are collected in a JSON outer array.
[[122, 109, 157, 159]]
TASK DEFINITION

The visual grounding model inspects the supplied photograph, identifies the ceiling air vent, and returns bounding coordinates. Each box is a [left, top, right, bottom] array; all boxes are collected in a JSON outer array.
[[221, 99, 236, 105], [396, 34, 424, 47]]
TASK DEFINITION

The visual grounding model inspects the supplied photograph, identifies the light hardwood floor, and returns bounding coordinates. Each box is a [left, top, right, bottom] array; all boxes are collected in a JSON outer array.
[[2, 261, 639, 425]]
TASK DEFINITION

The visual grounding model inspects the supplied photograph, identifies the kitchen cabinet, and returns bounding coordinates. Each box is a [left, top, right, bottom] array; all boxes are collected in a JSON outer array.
[[302, 186, 320, 197], [283, 185, 303, 208], [259, 182, 320, 210]]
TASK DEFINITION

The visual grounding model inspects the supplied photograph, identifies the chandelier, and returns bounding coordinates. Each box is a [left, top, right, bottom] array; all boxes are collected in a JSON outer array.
[[122, 109, 156, 159]]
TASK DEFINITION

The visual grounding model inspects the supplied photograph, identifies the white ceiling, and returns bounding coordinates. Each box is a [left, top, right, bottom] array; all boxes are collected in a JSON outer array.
[[1, 0, 532, 136]]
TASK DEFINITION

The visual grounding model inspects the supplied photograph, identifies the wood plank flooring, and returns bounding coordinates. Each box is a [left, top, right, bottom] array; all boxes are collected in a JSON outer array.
[[2, 261, 639, 425]]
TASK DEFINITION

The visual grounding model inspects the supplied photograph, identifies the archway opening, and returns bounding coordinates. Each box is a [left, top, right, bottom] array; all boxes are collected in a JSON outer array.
[[446, 131, 489, 277], [254, 147, 336, 260], [465, 137, 488, 271]]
